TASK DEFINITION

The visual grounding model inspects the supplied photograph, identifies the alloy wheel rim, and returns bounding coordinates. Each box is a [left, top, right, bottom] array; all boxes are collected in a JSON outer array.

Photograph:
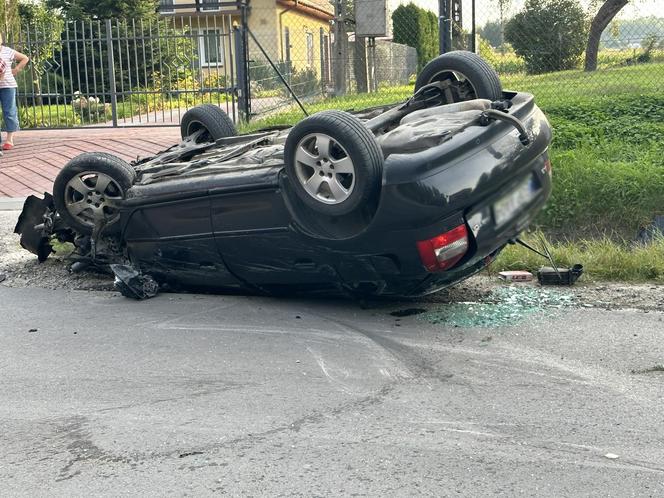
[[64, 171, 124, 227], [294, 133, 356, 205]]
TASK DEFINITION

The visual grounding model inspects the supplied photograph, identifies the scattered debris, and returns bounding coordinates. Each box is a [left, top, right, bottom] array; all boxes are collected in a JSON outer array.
[[631, 365, 664, 375], [390, 308, 427, 317], [0, 272, 6, 283], [111, 264, 160, 300], [537, 265, 583, 286], [604, 453, 620, 460], [178, 451, 204, 458], [421, 286, 575, 328], [498, 270, 533, 282]]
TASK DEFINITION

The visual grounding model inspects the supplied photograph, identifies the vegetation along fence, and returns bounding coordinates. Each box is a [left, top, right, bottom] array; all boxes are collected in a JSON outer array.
[[4, 0, 664, 128]]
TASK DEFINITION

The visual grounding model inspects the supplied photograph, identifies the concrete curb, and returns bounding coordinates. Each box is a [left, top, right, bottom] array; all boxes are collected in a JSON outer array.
[[0, 198, 25, 211]]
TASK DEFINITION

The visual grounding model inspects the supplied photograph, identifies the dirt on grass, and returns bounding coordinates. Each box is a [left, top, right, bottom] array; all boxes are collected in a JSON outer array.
[[2, 209, 663, 311]]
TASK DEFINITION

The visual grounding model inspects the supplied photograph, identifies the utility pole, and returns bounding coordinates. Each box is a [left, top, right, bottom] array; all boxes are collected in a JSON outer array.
[[332, 0, 348, 96], [438, 0, 452, 54], [471, 0, 476, 52]]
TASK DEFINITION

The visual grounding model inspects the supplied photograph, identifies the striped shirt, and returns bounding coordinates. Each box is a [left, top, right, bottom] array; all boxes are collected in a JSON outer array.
[[0, 46, 17, 88]]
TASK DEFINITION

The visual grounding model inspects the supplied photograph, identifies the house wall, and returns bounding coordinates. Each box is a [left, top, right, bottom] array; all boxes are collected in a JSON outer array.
[[247, 2, 281, 61], [277, 9, 331, 78], [160, 0, 332, 85]]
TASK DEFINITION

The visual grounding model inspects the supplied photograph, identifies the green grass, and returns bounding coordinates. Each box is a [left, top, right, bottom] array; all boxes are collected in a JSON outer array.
[[240, 85, 413, 133], [493, 233, 664, 283], [501, 62, 664, 106]]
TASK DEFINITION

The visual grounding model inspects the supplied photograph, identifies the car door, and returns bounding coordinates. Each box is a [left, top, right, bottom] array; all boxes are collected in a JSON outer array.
[[210, 188, 339, 289]]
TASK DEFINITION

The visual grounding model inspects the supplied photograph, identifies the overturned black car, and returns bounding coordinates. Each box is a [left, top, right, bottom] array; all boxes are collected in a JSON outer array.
[[16, 52, 553, 299]]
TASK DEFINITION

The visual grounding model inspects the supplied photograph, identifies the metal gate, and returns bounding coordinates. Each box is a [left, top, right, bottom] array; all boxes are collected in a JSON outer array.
[[9, 13, 240, 129]]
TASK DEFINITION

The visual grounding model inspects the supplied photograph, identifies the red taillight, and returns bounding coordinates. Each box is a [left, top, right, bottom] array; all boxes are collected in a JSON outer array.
[[416, 224, 469, 272]]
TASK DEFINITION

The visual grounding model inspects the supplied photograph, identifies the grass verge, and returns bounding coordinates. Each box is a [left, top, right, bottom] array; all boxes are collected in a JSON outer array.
[[492, 234, 664, 283]]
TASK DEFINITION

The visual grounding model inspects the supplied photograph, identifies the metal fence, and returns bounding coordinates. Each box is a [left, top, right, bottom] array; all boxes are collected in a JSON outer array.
[[5, 0, 664, 129], [247, 0, 664, 118], [8, 13, 238, 128]]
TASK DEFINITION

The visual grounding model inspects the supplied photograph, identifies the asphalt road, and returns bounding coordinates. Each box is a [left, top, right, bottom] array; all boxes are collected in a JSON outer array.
[[1, 286, 663, 496]]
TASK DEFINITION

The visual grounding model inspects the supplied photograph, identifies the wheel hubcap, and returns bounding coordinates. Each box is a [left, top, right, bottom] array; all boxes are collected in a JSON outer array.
[[294, 133, 355, 205], [64, 171, 124, 227]]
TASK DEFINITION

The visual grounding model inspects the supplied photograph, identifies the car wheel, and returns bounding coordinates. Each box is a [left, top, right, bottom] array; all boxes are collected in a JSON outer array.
[[414, 51, 503, 103], [284, 110, 383, 216], [53, 152, 136, 235], [180, 104, 236, 142]]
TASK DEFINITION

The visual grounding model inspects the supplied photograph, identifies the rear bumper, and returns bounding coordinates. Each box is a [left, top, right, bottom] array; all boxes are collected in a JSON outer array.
[[366, 152, 551, 297]]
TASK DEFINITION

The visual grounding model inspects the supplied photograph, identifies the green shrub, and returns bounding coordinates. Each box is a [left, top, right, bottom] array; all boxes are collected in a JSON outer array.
[[478, 37, 526, 74], [505, 0, 588, 74], [249, 60, 293, 91], [392, 3, 439, 71], [288, 67, 320, 97]]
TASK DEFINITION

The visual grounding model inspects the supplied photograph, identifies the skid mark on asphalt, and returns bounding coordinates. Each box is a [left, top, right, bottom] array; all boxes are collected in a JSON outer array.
[[156, 323, 369, 347], [54, 416, 133, 482], [305, 310, 495, 392], [409, 419, 664, 475], [494, 343, 653, 400], [306, 346, 360, 395]]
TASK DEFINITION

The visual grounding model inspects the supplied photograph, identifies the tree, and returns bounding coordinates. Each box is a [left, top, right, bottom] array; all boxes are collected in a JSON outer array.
[[496, 0, 512, 52], [1, 0, 20, 36], [15, 2, 65, 95], [584, 0, 628, 71], [44, 0, 159, 20], [478, 21, 502, 48], [505, 0, 588, 74], [392, 3, 438, 71]]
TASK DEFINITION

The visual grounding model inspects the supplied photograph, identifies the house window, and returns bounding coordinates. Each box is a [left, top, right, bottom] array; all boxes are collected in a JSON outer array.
[[200, 0, 221, 12], [306, 32, 314, 68], [199, 30, 224, 66], [159, 0, 175, 14]]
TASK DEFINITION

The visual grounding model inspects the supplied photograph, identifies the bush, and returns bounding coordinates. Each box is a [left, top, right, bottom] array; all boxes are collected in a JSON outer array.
[[392, 3, 439, 71], [505, 0, 588, 74], [478, 37, 526, 74], [288, 67, 320, 97], [249, 60, 293, 91]]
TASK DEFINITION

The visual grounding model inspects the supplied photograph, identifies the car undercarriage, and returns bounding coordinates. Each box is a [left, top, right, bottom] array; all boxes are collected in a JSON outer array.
[[15, 51, 553, 299]]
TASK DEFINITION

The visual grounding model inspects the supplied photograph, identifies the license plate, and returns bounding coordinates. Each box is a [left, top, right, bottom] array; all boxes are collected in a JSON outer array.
[[493, 176, 539, 227]]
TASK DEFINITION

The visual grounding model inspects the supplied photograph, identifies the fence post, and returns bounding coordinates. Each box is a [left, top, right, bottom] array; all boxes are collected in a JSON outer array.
[[319, 27, 325, 91], [332, 0, 347, 96], [234, 24, 250, 122], [105, 19, 118, 127]]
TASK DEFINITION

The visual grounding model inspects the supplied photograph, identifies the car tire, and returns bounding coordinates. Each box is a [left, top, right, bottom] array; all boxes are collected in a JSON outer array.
[[53, 152, 136, 235], [180, 104, 237, 142], [284, 110, 383, 216], [414, 51, 503, 102]]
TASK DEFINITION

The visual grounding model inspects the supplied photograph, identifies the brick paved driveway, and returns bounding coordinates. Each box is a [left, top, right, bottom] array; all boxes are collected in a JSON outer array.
[[0, 127, 180, 198]]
